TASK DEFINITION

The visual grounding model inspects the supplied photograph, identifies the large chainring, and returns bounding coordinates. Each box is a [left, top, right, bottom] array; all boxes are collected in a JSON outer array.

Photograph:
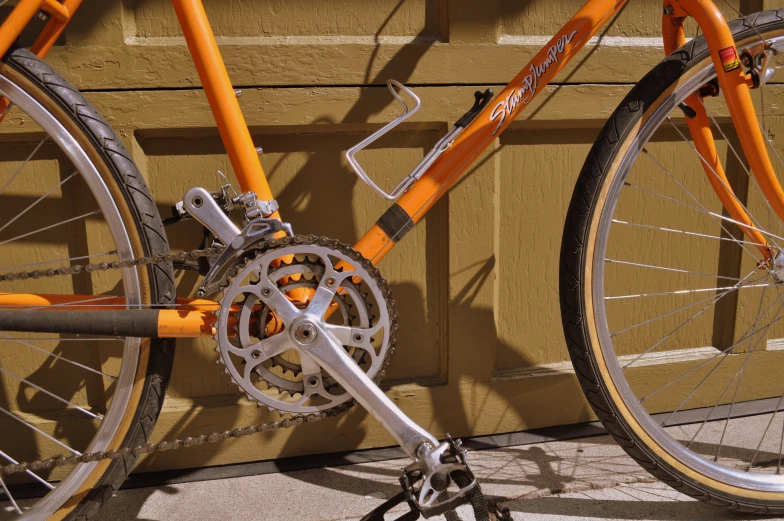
[[216, 236, 397, 415]]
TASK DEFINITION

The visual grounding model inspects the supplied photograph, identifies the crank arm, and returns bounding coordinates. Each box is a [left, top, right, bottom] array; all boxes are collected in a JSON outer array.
[[291, 318, 437, 457], [290, 318, 482, 518]]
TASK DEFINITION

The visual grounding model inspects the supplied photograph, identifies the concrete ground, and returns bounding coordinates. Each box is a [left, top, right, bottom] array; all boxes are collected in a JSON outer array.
[[7, 417, 784, 520], [83, 426, 784, 521]]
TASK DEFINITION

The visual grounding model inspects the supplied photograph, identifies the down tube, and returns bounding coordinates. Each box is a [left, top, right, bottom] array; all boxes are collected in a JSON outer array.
[[353, 0, 630, 264]]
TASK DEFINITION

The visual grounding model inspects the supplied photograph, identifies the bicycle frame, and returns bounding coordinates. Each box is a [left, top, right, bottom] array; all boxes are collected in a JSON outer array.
[[0, 0, 779, 338]]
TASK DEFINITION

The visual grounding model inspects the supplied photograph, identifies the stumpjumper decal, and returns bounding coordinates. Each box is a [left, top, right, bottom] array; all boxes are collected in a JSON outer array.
[[490, 30, 578, 135]]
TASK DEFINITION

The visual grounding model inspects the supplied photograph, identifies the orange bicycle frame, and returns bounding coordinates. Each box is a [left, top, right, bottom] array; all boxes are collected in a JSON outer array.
[[0, 0, 777, 337]]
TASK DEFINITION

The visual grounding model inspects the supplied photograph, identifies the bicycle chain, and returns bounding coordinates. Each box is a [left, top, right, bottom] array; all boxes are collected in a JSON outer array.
[[0, 247, 225, 283], [0, 234, 394, 477]]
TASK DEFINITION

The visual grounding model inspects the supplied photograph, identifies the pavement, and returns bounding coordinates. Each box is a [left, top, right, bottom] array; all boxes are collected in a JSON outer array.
[[5, 418, 784, 520], [84, 425, 784, 521]]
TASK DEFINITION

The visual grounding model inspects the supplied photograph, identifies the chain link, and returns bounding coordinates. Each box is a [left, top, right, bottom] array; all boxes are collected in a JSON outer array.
[[0, 407, 350, 476], [0, 247, 224, 283], [0, 234, 395, 478]]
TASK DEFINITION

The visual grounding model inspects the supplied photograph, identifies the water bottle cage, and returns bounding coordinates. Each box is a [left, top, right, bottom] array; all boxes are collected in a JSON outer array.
[[346, 81, 493, 201]]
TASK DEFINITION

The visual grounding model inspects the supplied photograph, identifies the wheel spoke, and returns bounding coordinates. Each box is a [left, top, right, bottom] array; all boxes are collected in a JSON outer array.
[[748, 393, 784, 472], [0, 475, 21, 515], [0, 405, 80, 455], [715, 362, 745, 463], [639, 289, 784, 403], [698, 97, 784, 240], [665, 117, 777, 250], [710, 283, 778, 461], [622, 268, 763, 371], [0, 137, 47, 199], [642, 150, 774, 259], [611, 218, 766, 248], [0, 332, 117, 380], [0, 449, 54, 490], [0, 171, 78, 236], [0, 209, 102, 247], [606, 258, 744, 281], [606, 281, 774, 300], [612, 289, 740, 338], [0, 366, 103, 420], [661, 289, 783, 429]]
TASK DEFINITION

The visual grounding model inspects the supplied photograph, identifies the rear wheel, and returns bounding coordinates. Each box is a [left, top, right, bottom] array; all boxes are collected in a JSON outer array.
[[561, 10, 784, 513], [0, 49, 174, 520]]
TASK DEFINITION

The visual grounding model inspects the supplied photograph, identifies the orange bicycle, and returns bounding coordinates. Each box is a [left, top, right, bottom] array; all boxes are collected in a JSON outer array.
[[0, 0, 783, 519]]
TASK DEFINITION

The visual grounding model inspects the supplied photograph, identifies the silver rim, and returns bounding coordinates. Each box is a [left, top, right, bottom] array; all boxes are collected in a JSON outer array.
[[593, 32, 784, 492], [0, 72, 142, 519]]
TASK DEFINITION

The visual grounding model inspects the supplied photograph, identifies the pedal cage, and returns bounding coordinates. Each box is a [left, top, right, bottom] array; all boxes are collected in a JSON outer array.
[[410, 435, 479, 518], [361, 436, 481, 521]]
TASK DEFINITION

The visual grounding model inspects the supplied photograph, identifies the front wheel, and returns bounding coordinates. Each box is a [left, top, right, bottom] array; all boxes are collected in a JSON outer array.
[[561, 10, 784, 514]]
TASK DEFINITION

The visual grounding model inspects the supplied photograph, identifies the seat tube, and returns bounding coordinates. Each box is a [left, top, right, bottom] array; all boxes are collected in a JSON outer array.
[[171, 0, 275, 202], [670, 0, 782, 256]]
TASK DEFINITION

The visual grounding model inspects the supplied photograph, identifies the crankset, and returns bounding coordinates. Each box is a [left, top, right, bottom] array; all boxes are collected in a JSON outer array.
[[214, 237, 396, 415], [0, 180, 489, 520], [213, 234, 488, 519]]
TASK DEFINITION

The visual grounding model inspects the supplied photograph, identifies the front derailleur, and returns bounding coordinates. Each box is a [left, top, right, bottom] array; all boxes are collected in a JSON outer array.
[[174, 186, 294, 296]]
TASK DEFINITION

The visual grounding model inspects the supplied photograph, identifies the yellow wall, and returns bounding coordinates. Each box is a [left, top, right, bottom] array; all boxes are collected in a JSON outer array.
[[1, 0, 779, 473]]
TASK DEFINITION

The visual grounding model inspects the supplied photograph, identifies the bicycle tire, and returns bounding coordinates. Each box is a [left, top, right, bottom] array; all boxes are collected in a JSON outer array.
[[561, 9, 784, 514], [0, 47, 175, 520]]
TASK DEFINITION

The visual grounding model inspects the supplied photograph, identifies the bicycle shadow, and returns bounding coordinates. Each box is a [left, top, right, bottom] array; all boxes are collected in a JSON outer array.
[[501, 483, 766, 521]]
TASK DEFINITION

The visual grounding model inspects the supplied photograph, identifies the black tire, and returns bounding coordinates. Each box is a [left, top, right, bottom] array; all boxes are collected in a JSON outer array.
[[560, 10, 784, 514], [0, 48, 175, 520]]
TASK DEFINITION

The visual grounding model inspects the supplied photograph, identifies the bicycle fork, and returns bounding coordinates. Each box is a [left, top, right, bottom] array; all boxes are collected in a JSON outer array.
[[664, 0, 782, 263]]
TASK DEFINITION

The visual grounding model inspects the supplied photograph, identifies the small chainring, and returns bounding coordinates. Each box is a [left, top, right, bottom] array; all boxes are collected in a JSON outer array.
[[215, 236, 397, 416]]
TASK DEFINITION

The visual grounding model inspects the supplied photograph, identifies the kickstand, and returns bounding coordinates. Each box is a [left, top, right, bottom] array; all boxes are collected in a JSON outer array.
[[360, 489, 421, 521]]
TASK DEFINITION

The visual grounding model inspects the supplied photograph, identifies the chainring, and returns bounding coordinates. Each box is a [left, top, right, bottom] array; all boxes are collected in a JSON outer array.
[[250, 260, 371, 395], [215, 235, 397, 416]]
